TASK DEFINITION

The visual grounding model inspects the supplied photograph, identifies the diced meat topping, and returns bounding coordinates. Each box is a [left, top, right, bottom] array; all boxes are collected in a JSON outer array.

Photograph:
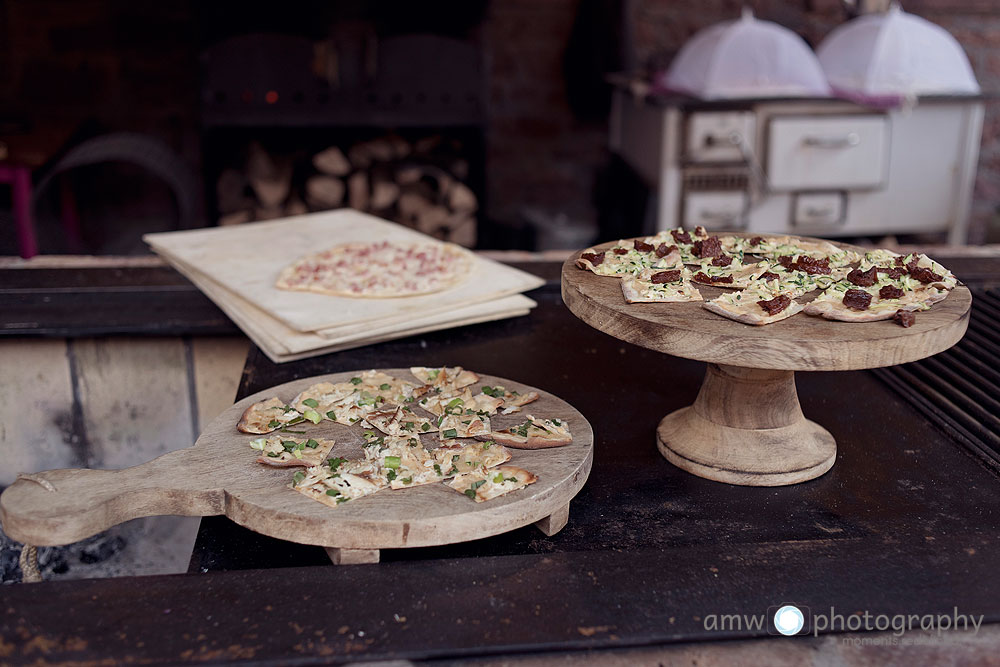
[[909, 266, 944, 284], [655, 243, 678, 258], [795, 256, 831, 275], [749, 236, 764, 246], [876, 267, 907, 279], [650, 270, 681, 284], [613, 248, 628, 255], [693, 236, 722, 258], [671, 229, 691, 244], [757, 294, 792, 316], [879, 285, 905, 300], [847, 267, 878, 287], [894, 310, 916, 328], [580, 251, 604, 266], [694, 272, 733, 284], [777, 255, 796, 269], [634, 240, 655, 252], [711, 254, 733, 267], [843, 289, 872, 310], [758, 271, 779, 282]]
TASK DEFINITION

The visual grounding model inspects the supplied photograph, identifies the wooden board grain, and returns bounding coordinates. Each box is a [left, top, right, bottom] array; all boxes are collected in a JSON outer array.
[[561, 236, 972, 371], [143, 210, 544, 333], [1, 369, 593, 551]]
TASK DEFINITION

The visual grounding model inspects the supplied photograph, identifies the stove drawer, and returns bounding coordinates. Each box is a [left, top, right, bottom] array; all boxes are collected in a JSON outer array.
[[766, 115, 888, 191], [683, 191, 747, 230]]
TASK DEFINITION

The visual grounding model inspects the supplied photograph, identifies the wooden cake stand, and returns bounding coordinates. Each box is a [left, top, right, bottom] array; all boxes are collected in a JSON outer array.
[[1, 370, 593, 565], [561, 238, 972, 486]]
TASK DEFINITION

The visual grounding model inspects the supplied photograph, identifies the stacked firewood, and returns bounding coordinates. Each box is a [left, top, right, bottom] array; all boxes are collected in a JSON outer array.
[[216, 136, 477, 247]]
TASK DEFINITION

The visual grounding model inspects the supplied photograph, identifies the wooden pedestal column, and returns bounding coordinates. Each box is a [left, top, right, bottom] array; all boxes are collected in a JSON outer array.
[[657, 364, 835, 486]]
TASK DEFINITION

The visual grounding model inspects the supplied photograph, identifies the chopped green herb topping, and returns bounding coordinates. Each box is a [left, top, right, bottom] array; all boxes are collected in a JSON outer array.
[[303, 409, 322, 424], [384, 455, 401, 469], [434, 464, 442, 475], [350, 377, 362, 385], [293, 471, 305, 486], [327, 457, 347, 472], [421, 422, 431, 432], [386, 469, 397, 482], [301, 398, 319, 408], [325, 489, 341, 497], [267, 419, 281, 429], [402, 476, 413, 484], [326, 410, 337, 421], [379, 383, 391, 391], [443, 428, 458, 439], [305, 439, 319, 449]]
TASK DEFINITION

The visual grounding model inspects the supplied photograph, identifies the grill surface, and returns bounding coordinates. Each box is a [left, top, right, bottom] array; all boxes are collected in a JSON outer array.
[[873, 286, 1000, 470]]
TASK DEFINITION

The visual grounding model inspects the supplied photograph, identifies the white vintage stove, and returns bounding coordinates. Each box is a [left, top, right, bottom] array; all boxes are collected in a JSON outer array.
[[610, 8, 984, 244]]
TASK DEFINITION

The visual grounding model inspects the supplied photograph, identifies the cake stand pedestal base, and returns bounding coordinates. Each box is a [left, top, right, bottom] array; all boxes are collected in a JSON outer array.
[[656, 364, 836, 486]]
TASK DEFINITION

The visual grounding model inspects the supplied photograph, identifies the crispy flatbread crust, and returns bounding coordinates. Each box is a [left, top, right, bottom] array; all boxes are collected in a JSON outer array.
[[620, 275, 703, 303], [238, 397, 301, 434], [447, 465, 538, 502], [479, 417, 572, 449], [702, 298, 805, 326], [254, 437, 336, 468]]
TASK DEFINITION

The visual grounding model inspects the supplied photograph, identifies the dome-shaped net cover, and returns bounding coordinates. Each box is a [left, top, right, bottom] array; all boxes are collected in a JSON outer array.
[[817, 5, 979, 103], [658, 9, 830, 100]]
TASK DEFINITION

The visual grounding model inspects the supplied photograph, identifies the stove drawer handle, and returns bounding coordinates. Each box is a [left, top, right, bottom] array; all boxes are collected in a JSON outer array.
[[802, 133, 860, 149]]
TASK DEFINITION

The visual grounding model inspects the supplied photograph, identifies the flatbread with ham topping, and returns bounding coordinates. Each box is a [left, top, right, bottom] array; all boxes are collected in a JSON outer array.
[[276, 240, 471, 298]]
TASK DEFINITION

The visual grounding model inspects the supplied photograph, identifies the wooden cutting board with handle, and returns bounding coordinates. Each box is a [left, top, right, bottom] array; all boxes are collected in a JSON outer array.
[[1, 369, 593, 564]]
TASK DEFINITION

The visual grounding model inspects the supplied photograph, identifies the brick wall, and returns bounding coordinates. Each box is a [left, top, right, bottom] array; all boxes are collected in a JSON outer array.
[[486, 0, 608, 236]]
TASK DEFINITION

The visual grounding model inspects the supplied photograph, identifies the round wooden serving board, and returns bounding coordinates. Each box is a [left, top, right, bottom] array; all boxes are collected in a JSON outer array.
[[561, 234, 971, 486], [1, 369, 593, 562]]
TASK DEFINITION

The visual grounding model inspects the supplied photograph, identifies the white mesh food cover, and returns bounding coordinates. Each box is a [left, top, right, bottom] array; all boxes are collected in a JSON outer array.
[[660, 9, 830, 99], [817, 5, 980, 99]]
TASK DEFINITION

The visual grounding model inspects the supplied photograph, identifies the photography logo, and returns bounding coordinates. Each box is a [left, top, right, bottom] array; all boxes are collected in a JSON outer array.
[[769, 604, 809, 636]]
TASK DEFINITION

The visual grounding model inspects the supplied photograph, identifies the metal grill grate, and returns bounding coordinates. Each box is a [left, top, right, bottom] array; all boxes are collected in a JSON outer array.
[[873, 286, 1000, 469]]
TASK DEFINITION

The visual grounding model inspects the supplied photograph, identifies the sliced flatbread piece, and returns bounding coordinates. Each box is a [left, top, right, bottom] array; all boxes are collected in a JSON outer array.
[[703, 287, 805, 326], [237, 397, 303, 434], [481, 415, 572, 449], [621, 267, 703, 303], [438, 414, 491, 440], [250, 436, 336, 467], [479, 384, 540, 415], [448, 465, 538, 503], [293, 457, 388, 507], [576, 237, 682, 276], [433, 440, 512, 477], [803, 280, 941, 322], [363, 404, 437, 436]]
